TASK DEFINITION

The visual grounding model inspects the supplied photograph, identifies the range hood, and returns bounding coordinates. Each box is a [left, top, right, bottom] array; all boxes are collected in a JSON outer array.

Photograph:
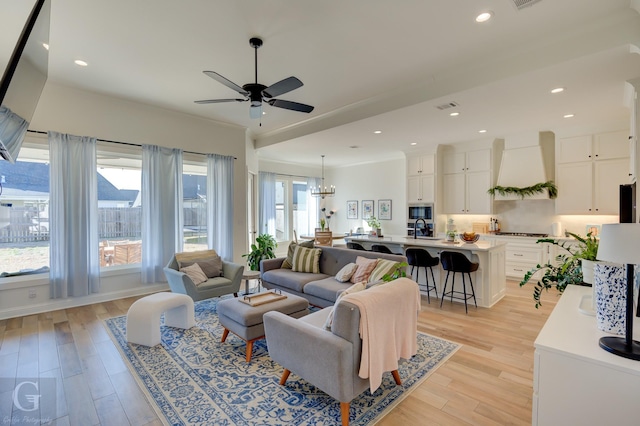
[[494, 131, 555, 200]]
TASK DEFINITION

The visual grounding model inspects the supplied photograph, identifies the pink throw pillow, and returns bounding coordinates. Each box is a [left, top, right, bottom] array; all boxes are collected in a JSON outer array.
[[350, 256, 379, 283]]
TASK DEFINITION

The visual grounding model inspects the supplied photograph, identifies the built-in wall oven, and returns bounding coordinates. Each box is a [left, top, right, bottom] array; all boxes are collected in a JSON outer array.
[[407, 203, 434, 237]]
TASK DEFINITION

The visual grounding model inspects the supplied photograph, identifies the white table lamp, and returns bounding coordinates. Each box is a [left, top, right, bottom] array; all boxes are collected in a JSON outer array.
[[596, 223, 640, 360]]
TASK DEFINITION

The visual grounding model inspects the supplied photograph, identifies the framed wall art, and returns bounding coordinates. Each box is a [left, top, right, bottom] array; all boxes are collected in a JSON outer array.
[[362, 200, 374, 220], [378, 199, 392, 220], [347, 200, 358, 219]]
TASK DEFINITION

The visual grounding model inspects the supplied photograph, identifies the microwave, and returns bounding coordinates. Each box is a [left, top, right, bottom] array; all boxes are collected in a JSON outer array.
[[408, 203, 433, 221]]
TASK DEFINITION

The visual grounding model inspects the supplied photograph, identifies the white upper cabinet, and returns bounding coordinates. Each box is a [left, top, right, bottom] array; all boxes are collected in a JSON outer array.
[[442, 149, 490, 174], [408, 175, 435, 203], [557, 130, 629, 163], [407, 154, 434, 176], [557, 135, 592, 163], [442, 148, 493, 214]]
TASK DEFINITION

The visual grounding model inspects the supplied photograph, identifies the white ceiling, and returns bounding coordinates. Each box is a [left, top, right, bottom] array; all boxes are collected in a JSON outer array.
[[3, 0, 640, 167]]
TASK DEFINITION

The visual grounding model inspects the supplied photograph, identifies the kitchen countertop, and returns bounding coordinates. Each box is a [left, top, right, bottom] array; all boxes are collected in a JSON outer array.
[[344, 234, 506, 252]]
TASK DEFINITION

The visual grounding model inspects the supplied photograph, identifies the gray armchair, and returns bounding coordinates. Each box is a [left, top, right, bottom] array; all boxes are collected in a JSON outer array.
[[163, 255, 243, 301], [263, 278, 419, 425]]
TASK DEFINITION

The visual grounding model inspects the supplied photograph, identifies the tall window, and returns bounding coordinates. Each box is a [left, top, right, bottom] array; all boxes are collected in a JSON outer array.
[[274, 176, 316, 243], [0, 142, 50, 275], [183, 155, 207, 252], [96, 142, 142, 267]]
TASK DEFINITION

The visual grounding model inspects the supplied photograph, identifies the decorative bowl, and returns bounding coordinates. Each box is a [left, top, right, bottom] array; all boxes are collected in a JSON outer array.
[[459, 233, 480, 243]]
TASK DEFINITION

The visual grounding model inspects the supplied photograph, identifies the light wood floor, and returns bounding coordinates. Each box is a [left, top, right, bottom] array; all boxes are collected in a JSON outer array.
[[0, 280, 558, 425]]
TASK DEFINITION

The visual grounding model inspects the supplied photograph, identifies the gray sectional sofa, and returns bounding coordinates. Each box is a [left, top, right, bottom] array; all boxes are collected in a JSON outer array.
[[260, 245, 407, 307]]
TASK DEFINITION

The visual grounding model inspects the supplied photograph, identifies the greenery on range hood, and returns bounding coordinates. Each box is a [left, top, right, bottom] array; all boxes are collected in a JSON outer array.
[[487, 180, 558, 199]]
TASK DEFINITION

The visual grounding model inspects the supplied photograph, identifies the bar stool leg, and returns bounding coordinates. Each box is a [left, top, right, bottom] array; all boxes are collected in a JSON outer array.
[[468, 272, 477, 308], [440, 271, 450, 308], [429, 266, 438, 299], [422, 265, 431, 303], [450, 273, 456, 303], [462, 272, 468, 314]]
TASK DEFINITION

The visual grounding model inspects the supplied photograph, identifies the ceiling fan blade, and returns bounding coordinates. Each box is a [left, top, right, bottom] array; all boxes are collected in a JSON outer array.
[[268, 99, 314, 113], [194, 98, 246, 104], [203, 71, 249, 96], [262, 76, 303, 98], [250, 104, 262, 119]]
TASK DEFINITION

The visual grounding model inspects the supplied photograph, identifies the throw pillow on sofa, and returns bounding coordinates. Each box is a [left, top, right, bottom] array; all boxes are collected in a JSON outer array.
[[180, 256, 223, 278], [281, 240, 315, 269], [335, 262, 358, 282], [180, 263, 208, 285], [291, 246, 322, 273], [323, 281, 367, 329], [368, 259, 399, 283], [350, 256, 379, 283]]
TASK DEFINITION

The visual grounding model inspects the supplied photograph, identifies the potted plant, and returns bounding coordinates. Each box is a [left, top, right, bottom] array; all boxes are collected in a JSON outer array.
[[520, 232, 598, 308], [242, 234, 277, 271], [367, 216, 382, 236]]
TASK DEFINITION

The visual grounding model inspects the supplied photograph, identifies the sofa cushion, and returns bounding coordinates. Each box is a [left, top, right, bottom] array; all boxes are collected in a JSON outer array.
[[180, 263, 207, 285], [335, 262, 358, 282], [175, 249, 218, 268], [304, 277, 353, 303], [368, 259, 399, 283], [196, 276, 233, 290], [323, 281, 367, 329], [281, 240, 315, 269], [262, 269, 330, 293], [351, 256, 379, 283], [180, 257, 223, 278], [292, 246, 322, 273]]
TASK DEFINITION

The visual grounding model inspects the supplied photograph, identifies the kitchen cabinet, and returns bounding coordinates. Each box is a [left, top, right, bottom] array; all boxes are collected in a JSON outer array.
[[533, 285, 640, 425], [407, 175, 434, 203], [492, 236, 550, 281], [556, 130, 630, 215], [407, 154, 434, 176], [441, 148, 492, 214]]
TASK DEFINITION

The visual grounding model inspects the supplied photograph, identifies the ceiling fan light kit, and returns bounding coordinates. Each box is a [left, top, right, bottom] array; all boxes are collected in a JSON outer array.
[[195, 37, 314, 119]]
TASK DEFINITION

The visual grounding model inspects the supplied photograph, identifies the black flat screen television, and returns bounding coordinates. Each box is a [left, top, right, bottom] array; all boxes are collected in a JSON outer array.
[[0, 0, 50, 163], [620, 182, 636, 223]]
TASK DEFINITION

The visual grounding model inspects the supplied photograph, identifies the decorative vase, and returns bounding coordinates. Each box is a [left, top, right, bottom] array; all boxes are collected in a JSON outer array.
[[594, 262, 626, 335], [581, 259, 595, 285], [376, 228, 382, 237]]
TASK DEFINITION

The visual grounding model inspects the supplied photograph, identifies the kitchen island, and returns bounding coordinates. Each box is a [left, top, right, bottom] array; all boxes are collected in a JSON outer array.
[[344, 235, 507, 308]]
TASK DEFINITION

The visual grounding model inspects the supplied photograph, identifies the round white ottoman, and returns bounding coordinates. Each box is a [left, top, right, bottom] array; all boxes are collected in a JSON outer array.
[[126, 292, 195, 346]]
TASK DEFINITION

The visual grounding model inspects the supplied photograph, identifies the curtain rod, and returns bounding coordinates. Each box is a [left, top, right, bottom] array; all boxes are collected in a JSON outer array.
[[27, 129, 237, 159]]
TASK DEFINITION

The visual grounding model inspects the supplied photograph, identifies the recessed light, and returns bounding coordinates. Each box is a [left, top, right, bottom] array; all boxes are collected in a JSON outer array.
[[478, 129, 487, 133], [450, 112, 459, 117], [564, 114, 575, 118], [74, 59, 88, 67], [42, 43, 49, 50], [262, 111, 266, 115], [373, 130, 382, 134], [551, 87, 564, 94], [410, 142, 417, 146], [475, 11, 493, 23]]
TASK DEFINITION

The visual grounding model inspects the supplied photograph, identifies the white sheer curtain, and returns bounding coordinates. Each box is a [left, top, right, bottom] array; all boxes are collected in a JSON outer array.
[[259, 172, 276, 237], [0, 106, 29, 163], [306, 177, 320, 235], [141, 145, 183, 283], [207, 154, 234, 261], [49, 131, 99, 298]]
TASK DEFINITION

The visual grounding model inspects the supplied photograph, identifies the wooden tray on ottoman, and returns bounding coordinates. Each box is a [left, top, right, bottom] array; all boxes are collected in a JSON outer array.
[[239, 290, 287, 307]]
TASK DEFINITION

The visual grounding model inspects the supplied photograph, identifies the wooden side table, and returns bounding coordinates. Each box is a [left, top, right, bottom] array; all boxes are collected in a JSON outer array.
[[241, 270, 261, 295]]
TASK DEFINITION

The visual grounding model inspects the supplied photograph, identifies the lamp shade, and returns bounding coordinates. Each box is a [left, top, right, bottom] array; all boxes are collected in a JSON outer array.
[[597, 224, 640, 265]]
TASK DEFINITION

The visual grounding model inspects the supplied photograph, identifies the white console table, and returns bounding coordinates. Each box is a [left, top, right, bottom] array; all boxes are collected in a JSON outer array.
[[534, 285, 640, 425]]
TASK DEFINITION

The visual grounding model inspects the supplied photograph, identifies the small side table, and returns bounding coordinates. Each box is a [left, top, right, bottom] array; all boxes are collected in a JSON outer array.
[[241, 270, 261, 295]]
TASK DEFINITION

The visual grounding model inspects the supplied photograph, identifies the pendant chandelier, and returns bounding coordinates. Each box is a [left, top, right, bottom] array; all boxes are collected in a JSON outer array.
[[311, 155, 335, 199]]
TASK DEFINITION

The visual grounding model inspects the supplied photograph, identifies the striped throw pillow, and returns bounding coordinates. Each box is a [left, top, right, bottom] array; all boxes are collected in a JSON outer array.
[[291, 246, 322, 273], [368, 259, 399, 283]]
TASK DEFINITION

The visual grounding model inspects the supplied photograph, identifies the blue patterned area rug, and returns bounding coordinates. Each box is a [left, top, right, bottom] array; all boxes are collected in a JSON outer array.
[[104, 297, 460, 425]]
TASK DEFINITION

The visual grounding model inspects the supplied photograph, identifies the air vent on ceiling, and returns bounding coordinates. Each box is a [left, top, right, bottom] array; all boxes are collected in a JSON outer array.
[[511, 0, 542, 10], [435, 102, 459, 110]]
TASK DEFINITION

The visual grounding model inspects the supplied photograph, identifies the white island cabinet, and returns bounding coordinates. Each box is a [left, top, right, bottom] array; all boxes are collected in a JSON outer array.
[[344, 235, 506, 308], [533, 285, 640, 425]]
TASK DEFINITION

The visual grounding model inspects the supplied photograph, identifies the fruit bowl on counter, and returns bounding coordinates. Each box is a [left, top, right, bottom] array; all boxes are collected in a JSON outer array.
[[459, 232, 480, 243]]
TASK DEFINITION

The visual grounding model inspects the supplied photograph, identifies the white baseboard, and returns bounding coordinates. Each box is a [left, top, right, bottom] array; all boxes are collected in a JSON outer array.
[[0, 283, 170, 320]]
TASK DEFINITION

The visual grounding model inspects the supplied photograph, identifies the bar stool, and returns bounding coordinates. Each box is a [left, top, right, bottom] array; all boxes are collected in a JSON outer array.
[[405, 248, 439, 303], [347, 242, 367, 251], [439, 251, 478, 314]]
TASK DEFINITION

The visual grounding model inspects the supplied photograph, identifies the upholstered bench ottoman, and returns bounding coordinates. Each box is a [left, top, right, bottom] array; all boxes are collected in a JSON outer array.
[[217, 292, 309, 362], [126, 292, 195, 347]]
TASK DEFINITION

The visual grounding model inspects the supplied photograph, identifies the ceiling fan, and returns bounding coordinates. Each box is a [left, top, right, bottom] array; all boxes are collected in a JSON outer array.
[[195, 37, 314, 119]]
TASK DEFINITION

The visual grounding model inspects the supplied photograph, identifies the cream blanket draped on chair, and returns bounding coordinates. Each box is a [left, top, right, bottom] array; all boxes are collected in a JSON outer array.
[[342, 277, 421, 391]]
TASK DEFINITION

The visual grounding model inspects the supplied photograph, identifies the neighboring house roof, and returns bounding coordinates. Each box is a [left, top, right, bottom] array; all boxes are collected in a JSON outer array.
[[0, 161, 138, 202]]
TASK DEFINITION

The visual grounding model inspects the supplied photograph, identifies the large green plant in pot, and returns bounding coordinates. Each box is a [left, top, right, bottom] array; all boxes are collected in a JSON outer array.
[[243, 234, 277, 271], [520, 232, 598, 308]]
